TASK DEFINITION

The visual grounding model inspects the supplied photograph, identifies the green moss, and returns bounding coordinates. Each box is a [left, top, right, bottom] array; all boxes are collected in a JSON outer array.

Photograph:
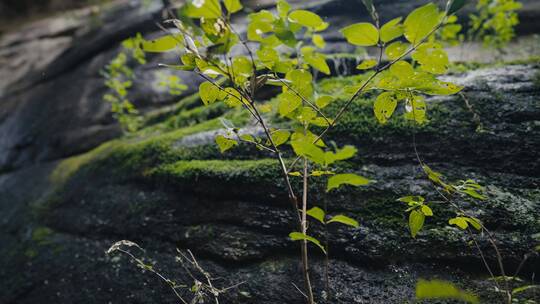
[[149, 159, 280, 183], [50, 117, 226, 186]]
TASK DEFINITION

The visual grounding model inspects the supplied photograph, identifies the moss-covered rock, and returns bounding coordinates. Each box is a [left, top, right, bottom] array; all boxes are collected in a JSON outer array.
[[2, 63, 539, 304]]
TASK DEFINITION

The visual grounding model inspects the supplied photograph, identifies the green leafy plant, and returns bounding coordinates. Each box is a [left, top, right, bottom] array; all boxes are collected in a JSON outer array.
[[469, 0, 522, 48], [102, 33, 187, 133], [129, 0, 471, 302], [106, 0, 527, 302]]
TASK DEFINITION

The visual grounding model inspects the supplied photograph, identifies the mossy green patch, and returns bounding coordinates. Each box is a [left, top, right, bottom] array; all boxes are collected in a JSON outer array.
[[149, 159, 280, 184]]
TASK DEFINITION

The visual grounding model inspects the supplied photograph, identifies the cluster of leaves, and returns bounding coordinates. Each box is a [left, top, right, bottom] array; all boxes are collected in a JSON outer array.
[[398, 164, 485, 238], [108, 0, 529, 302], [102, 33, 187, 132], [102, 50, 142, 133], [469, 0, 522, 48], [156, 72, 188, 95]]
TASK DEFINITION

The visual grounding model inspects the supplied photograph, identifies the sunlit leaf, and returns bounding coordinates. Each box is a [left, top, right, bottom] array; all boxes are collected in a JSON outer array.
[[398, 196, 425, 204], [421, 205, 433, 216], [404, 3, 441, 44], [374, 92, 399, 124], [412, 44, 449, 74], [224, 0, 243, 13], [409, 209, 425, 238], [270, 129, 291, 147], [340, 22, 379, 46], [288, 10, 325, 29], [215, 135, 237, 152], [141, 35, 182, 53], [403, 95, 427, 124], [416, 279, 479, 304], [328, 214, 359, 228], [312, 34, 326, 49], [315, 95, 334, 109], [278, 91, 302, 116], [380, 17, 403, 42], [356, 59, 377, 70], [385, 41, 408, 60], [449, 217, 469, 230], [512, 285, 540, 295], [302, 47, 330, 75], [310, 170, 334, 177], [327, 173, 370, 191], [277, 0, 291, 18], [289, 232, 326, 253], [324, 145, 357, 165], [199, 81, 220, 105], [185, 0, 222, 18], [307, 207, 325, 224]]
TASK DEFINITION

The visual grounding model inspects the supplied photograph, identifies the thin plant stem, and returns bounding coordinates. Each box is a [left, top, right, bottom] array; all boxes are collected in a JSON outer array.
[[301, 156, 314, 304]]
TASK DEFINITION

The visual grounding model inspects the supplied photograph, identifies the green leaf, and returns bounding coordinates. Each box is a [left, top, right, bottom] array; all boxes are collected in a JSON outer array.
[[289, 232, 326, 254], [324, 145, 357, 165], [449, 217, 469, 230], [278, 91, 302, 116], [224, 0, 243, 13], [231, 56, 253, 84], [215, 135, 237, 153], [356, 59, 377, 70], [312, 34, 326, 49], [380, 17, 404, 42], [512, 285, 540, 295], [315, 95, 334, 108], [416, 279, 479, 304], [403, 95, 427, 124], [277, 0, 291, 18], [327, 173, 370, 192], [421, 205, 433, 216], [340, 23, 379, 46], [302, 47, 330, 75], [185, 0, 222, 18], [270, 129, 290, 147], [465, 217, 482, 230], [222, 87, 244, 107], [385, 41, 408, 60], [398, 196, 425, 204], [141, 35, 182, 53], [310, 170, 334, 177], [419, 80, 462, 95], [306, 207, 325, 224], [288, 10, 324, 29], [328, 215, 359, 228], [247, 11, 274, 41], [409, 210, 425, 238], [412, 44, 449, 74], [257, 47, 279, 69], [199, 81, 220, 105], [286, 69, 313, 97], [373, 92, 399, 124], [447, 0, 466, 15], [404, 3, 441, 45], [290, 132, 326, 164], [390, 60, 414, 79]]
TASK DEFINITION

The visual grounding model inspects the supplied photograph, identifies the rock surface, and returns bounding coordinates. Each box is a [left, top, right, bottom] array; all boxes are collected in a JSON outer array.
[[1, 62, 539, 303], [1, 0, 540, 303]]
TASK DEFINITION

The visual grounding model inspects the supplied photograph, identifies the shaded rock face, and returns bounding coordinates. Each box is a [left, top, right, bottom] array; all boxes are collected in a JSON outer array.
[[1, 63, 539, 304], [0, 1, 539, 304]]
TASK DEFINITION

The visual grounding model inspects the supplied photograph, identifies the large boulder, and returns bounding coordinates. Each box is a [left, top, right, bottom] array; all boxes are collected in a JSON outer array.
[[1, 63, 538, 303]]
